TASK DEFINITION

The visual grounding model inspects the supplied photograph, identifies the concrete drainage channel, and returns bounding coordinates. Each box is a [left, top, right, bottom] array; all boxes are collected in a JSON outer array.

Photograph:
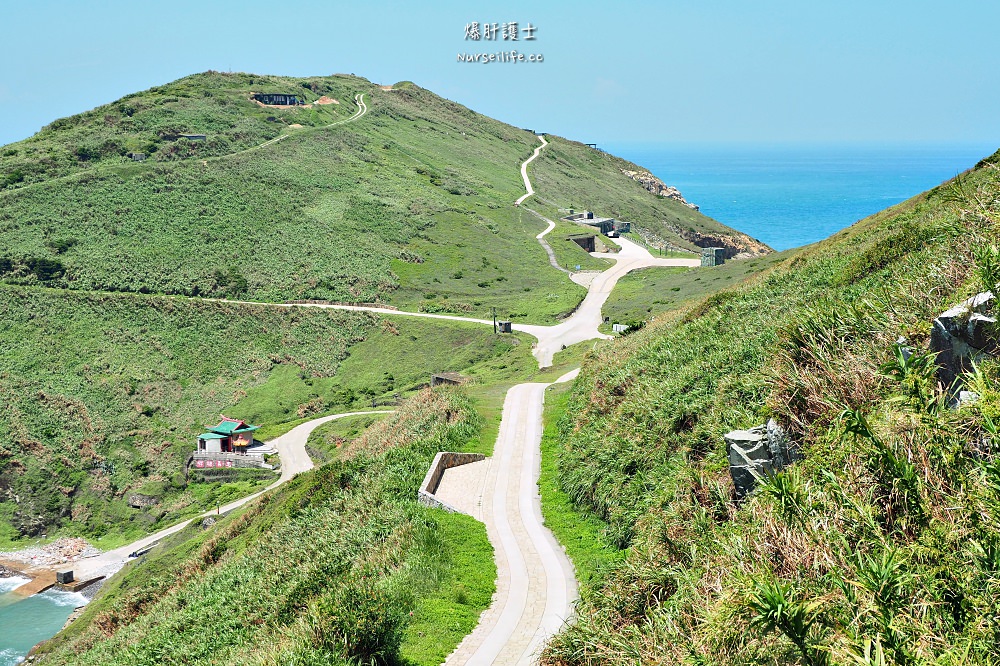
[[418, 452, 487, 512]]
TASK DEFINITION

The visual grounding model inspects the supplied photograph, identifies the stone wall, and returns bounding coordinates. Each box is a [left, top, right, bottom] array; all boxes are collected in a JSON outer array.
[[418, 452, 486, 512]]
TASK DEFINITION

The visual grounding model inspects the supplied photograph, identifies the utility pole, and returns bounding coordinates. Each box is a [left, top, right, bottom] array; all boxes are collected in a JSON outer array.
[[492, 306, 497, 334]]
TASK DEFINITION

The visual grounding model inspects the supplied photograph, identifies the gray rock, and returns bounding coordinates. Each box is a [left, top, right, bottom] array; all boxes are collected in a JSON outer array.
[[201, 516, 217, 528], [930, 291, 997, 392], [725, 420, 799, 500], [896, 336, 914, 362], [958, 390, 981, 407]]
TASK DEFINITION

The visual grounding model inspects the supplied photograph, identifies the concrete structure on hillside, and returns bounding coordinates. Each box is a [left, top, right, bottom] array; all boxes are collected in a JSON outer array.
[[563, 210, 631, 236], [191, 416, 274, 470], [196, 417, 260, 454], [566, 234, 596, 253], [701, 247, 726, 267], [252, 93, 302, 106], [431, 372, 471, 387]]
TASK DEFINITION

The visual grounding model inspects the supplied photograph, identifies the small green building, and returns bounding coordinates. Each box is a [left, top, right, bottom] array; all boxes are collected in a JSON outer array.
[[196, 417, 260, 454], [701, 247, 726, 267]]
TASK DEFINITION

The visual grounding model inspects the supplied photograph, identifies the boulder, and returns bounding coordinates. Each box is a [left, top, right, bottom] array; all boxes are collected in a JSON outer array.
[[725, 419, 799, 500], [930, 291, 997, 392]]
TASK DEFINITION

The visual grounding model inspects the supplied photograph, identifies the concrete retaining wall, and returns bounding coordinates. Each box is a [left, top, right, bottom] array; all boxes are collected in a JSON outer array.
[[418, 452, 486, 512]]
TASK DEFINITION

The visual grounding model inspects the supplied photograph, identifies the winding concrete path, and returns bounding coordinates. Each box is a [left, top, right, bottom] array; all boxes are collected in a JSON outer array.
[[440, 370, 579, 666], [515, 135, 548, 206], [67, 411, 392, 582], [218, 237, 695, 369]]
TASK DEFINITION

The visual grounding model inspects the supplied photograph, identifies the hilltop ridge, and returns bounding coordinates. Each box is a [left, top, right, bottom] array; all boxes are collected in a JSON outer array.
[[0, 71, 766, 312]]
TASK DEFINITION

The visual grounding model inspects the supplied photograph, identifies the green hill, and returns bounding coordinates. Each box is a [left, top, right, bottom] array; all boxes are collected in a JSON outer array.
[[0, 71, 764, 543], [0, 71, 763, 319], [542, 150, 1000, 664]]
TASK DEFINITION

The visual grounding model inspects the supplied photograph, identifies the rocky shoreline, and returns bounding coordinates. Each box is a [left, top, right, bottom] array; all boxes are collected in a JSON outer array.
[[0, 537, 99, 568]]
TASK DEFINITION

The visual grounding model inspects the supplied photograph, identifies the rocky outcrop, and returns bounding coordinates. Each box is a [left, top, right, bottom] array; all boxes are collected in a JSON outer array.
[[685, 230, 772, 260], [620, 169, 700, 210], [930, 291, 998, 392], [725, 420, 800, 500]]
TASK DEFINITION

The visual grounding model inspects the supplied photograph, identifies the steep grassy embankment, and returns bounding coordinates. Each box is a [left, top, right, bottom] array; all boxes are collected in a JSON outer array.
[[34, 390, 494, 666], [544, 151, 1000, 664]]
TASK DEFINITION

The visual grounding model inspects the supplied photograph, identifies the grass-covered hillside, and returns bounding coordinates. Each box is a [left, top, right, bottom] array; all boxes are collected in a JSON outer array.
[[0, 70, 764, 545], [530, 138, 771, 257], [35, 390, 495, 666], [544, 151, 1000, 664], [0, 288, 516, 543], [0, 71, 760, 321]]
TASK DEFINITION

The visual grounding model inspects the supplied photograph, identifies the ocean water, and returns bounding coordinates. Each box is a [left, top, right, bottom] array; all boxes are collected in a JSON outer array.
[[0, 577, 87, 665], [606, 143, 999, 251]]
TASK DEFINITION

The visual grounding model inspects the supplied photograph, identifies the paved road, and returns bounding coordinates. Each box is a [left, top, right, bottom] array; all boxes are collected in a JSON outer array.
[[224, 237, 695, 368], [518, 236, 699, 366], [432, 140, 700, 664], [68, 411, 392, 581], [522, 206, 573, 275], [440, 370, 578, 666], [515, 135, 548, 206]]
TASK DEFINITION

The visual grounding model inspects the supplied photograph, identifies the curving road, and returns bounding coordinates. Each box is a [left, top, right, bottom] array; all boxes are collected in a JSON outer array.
[[439, 370, 579, 666], [272, 236, 697, 368], [432, 139, 700, 664], [515, 135, 548, 206], [69, 411, 392, 582]]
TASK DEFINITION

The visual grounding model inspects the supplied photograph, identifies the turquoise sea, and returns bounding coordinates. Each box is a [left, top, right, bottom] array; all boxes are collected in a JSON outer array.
[[0, 578, 86, 665], [606, 143, 999, 251]]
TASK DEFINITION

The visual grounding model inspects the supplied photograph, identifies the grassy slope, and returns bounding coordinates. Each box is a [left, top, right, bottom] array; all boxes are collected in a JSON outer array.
[[0, 288, 524, 543], [0, 72, 747, 323], [601, 249, 792, 325], [36, 390, 494, 666], [543, 151, 1000, 664], [539, 382, 621, 586], [305, 413, 390, 465], [529, 136, 770, 255]]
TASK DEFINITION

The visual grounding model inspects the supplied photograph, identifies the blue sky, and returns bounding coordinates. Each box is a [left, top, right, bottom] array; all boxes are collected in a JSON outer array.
[[2, 0, 999, 148]]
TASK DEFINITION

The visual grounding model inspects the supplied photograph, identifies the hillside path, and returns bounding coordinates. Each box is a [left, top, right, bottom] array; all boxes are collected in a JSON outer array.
[[66, 411, 392, 582], [225, 236, 696, 368], [439, 370, 579, 666], [515, 135, 548, 206]]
